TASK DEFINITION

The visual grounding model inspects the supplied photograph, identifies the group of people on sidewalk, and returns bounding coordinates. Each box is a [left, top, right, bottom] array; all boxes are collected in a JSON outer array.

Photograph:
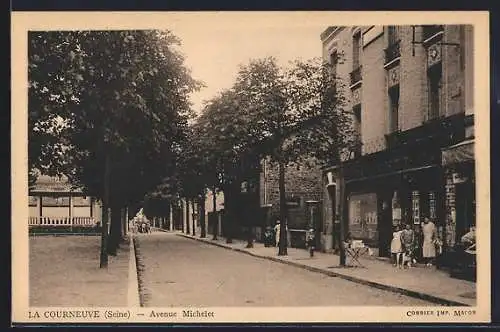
[[390, 216, 476, 270], [391, 217, 439, 269]]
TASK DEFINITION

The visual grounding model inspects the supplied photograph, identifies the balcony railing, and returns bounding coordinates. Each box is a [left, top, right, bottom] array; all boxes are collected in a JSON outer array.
[[349, 66, 362, 86], [422, 25, 444, 41], [384, 40, 401, 65]]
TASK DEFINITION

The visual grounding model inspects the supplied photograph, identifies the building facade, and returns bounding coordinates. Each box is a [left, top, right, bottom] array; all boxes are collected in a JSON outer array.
[[28, 174, 102, 227], [320, 25, 475, 258]]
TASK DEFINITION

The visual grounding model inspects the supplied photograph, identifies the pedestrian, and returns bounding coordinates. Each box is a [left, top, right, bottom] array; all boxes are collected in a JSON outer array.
[[391, 224, 403, 268], [306, 228, 316, 257], [422, 216, 437, 267], [274, 219, 281, 247], [400, 222, 415, 268]]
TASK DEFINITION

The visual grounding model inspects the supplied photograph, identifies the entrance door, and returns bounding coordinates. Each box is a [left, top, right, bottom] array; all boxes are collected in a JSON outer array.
[[378, 191, 393, 258], [455, 180, 474, 243]]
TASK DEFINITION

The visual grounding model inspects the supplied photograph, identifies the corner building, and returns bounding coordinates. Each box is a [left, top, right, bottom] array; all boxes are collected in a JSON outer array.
[[320, 25, 475, 259]]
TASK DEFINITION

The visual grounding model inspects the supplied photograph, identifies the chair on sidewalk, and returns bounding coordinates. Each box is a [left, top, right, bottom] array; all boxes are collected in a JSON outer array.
[[344, 240, 370, 268]]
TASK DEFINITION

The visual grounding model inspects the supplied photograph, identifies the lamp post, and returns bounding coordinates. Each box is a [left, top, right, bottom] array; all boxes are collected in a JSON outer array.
[[326, 168, 347, 267]]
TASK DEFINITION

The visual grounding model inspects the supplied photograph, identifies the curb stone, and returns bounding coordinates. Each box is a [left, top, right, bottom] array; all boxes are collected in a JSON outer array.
[[133, 236, 152, 307], [177, 233, 470, 307], [127, 235, 141, 307]]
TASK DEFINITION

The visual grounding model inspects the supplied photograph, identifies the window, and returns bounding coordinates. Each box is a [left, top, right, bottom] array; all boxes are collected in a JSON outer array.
[[353, 104, 362, 157], [330, 51, 338, 77], [385, 26, 401, 64], [387, 26, 398, 46], [352, 32, 361, 69], [428, 64, 442, 120], [329, 51, 338, 93], [389, 86, 400, 132]]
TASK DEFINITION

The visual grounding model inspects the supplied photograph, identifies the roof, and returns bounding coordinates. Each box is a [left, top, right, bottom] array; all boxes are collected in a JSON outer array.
[[29, 174, 84, 194]]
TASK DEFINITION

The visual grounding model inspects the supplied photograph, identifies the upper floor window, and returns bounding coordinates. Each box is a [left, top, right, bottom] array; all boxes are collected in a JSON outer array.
[[389, 85, 400, 132], [330, 51, 338, 77], [422, 25, 444, 42], [428, 64, 442, 120], [385, 26, 401, 65], [353, 104, 362, 157], [352, 31, 362, 70], [388, 26, 399, 46]]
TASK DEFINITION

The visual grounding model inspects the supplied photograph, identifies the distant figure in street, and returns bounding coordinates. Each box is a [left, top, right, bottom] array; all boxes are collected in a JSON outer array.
[[422, 217, 437, 267], [274, 219, 281, 247], [391, 225, 403, 268], [400, 223, 415, 268]]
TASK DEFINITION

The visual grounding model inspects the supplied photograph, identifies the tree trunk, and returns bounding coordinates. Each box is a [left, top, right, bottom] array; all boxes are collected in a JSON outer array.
[[121, 207, 127, 241], [108, 204, 122, 256], [99, 155, 110, 268], [225, 187, 233, 244], [185, 199, 190, 235], [212, 186, 218, 240], [278, 157, 288, 256], [191, 200, 196, 236], [200, 192, 207, 238], [338, 161, 347, 266]]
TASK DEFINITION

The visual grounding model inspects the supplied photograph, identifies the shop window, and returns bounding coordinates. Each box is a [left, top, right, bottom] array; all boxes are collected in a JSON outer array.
[[389, 85, 400, 132], [428, 64, 442, 120]]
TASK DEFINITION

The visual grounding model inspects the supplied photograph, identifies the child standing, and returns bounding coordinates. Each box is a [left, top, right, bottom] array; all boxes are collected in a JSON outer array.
[[391, 225, 403, 268], [400, 223, 415, 268]]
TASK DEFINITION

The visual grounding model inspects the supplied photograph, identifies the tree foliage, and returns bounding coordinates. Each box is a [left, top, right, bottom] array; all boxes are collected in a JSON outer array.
[[28, 30, 202, 205]]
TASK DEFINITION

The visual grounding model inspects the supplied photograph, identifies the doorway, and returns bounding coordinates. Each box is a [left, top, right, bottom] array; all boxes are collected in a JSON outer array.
[[455, 179, 475, 242]]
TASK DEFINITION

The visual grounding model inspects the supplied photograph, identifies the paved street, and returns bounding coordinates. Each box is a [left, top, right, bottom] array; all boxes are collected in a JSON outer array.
[[135, 233, 435, 307]]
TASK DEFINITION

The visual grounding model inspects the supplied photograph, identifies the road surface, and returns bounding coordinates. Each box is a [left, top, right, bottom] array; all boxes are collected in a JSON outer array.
[[134, 233, 434, 307]]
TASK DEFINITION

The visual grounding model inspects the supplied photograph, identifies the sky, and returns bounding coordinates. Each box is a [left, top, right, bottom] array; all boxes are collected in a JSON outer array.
[[169, 17, 328, 113]]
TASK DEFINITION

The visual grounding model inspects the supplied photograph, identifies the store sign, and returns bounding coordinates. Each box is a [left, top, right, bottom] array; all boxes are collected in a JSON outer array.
[[363, 26, 384, 47]]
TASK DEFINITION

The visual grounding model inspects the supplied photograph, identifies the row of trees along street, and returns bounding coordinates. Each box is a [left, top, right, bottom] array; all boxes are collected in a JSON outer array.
[[29, 30, 202, 268], [183, 56, 357, 259], [29, 29, 356, 267]]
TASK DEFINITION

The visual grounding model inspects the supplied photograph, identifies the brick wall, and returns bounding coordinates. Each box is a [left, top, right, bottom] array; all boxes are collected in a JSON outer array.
[[260, 158, 323, 229]]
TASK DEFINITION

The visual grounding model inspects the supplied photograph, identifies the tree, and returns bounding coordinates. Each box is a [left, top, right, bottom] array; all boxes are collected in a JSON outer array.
[[28, 30, 201, 267], [195, 57, 354, 256]]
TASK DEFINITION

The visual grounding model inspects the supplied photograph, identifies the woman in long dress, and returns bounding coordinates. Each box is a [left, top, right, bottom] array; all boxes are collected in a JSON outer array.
[[422, 217, 437, 267], [391, 225, 403, 268], [274, 220, 281, 247]]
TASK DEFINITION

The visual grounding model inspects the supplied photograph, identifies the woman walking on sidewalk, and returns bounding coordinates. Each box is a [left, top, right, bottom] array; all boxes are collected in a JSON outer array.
[[274, 219, 281, 248], [391, 225, 403, 268]]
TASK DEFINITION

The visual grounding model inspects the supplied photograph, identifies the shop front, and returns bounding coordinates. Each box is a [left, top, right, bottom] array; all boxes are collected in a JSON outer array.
[[441, 139, 475, 249], [323, 113, 469, 258]]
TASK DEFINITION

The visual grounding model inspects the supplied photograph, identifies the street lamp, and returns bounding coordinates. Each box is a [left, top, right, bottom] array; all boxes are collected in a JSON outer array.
[[326, 169, 347, 267]]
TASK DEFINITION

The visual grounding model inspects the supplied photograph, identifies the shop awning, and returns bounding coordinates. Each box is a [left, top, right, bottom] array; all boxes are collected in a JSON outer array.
[[441, 139, 475, 166]]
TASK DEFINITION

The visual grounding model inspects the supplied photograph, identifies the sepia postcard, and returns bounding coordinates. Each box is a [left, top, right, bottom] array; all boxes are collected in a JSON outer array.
[[11, 11, 490, 324]]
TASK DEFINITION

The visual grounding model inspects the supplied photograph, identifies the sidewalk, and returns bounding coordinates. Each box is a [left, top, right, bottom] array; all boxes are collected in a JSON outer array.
[[177, 232, 476, 306], [29, 235, 136, 307]]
